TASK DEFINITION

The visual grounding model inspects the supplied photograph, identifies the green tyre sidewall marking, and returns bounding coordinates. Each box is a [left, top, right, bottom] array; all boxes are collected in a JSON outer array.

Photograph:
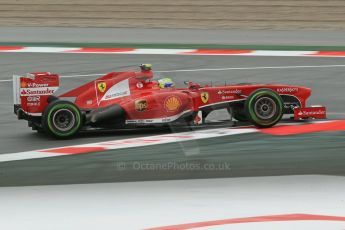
[[47, 103, 81, 137], [246, 90, 283, 126]]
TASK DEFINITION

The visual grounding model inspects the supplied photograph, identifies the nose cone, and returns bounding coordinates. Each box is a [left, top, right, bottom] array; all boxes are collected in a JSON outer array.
[[299, 86, 312, 97]]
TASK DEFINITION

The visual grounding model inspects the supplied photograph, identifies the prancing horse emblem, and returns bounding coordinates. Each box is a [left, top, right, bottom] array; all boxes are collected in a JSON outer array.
[[201, 92, 209, 103], [97, 82, 107, 93]]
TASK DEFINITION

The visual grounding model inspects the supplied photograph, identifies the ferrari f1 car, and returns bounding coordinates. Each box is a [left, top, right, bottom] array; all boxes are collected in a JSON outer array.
[[13, 64, 327, 138]]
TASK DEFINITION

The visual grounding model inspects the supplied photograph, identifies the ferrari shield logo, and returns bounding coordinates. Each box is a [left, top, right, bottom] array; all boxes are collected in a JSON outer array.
[[201, 92, 209, 103], [97, 82, 107, 93]]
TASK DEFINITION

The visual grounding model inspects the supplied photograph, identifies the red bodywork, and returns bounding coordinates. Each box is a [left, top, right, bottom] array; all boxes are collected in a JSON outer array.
[[14, 72, 59, 116], [13, 66, 326, 132], [294, 107, 327, 120]]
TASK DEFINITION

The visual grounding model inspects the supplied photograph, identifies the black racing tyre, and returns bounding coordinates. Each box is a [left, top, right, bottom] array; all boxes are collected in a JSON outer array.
[[42, 100, 82, 138], [244, 89, 284, 128], [232, 106, 248, 122]]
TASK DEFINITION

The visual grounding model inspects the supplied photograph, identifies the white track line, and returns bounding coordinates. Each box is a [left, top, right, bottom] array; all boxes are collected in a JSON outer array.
[[0, 79, 12, 82], [156, 64, 345, 73], [0, 151, 62, 162], [1, 64, 345, 84], [59, 73, 106, 78]]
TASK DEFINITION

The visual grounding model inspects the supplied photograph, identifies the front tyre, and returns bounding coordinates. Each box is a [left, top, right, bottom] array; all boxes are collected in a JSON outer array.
[[42, 100, 82, 138], [245, 89, 284, 128]]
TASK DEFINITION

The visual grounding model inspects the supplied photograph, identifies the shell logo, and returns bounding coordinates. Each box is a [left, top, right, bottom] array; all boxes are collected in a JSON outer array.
[[20, 81, 28, 88], [164, 96, 181, 112]]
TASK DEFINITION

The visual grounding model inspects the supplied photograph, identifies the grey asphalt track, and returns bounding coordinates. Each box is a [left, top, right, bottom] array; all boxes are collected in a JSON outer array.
[[0, 53, 345, 186], [1, 27, 345, 45]]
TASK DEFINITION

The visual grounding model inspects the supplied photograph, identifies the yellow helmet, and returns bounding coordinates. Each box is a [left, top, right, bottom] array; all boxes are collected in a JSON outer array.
[[158, 78, 175, 89], [140, 64, 152, 71]]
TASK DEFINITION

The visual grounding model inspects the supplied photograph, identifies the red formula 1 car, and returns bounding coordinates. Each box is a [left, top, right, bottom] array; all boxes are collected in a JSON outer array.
[[13, 64, 327, 138]]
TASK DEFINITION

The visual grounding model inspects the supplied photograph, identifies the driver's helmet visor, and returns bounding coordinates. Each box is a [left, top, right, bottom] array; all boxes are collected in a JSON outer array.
[[158, 78, 175, 88]]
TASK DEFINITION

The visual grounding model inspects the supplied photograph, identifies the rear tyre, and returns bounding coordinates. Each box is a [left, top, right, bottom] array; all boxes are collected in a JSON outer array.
[[42, 100, 82, 138], [245, 89, 284, 128]]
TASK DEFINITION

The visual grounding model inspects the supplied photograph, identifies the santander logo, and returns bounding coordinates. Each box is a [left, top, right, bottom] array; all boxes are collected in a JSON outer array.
[[298, 110, 326, 116], [20, 87, 58, 96]]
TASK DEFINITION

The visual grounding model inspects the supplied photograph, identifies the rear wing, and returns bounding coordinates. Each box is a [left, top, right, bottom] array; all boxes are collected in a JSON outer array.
[[13, 72, 59, 118]]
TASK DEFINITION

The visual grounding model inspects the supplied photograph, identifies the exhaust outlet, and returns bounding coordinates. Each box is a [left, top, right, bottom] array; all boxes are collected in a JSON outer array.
[[86, 104, 125, 124]]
